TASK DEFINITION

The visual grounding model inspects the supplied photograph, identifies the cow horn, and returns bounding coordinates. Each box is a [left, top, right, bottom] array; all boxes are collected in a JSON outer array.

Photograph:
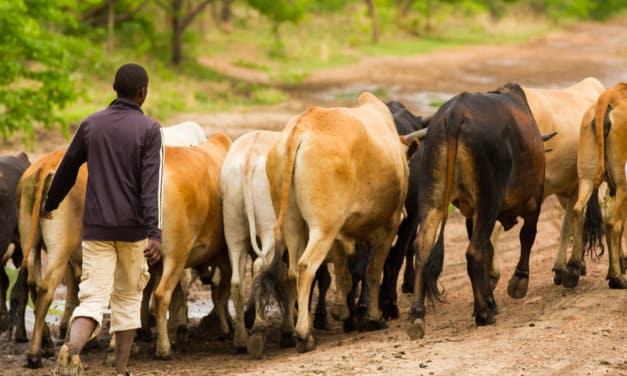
[[542, 131, 557, 142], [403, 128, 428, 142]]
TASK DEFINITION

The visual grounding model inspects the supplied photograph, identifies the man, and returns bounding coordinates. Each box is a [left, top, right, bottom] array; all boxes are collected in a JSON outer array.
[[43, 63, 163, 376]]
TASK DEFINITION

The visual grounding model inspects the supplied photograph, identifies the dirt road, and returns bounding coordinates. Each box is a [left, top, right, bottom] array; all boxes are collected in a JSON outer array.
[[1, 18, 626, 376]]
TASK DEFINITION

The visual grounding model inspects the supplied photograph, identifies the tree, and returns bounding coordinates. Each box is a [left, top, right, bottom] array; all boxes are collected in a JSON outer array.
[[247, 0, 309, 45], [0, 0, 85, 138], [156, 0, 215, 65], [364, 0, 380, 43]]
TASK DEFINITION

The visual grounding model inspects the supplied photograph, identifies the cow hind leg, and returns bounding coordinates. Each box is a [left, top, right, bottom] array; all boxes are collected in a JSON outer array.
[[466, 215, 498, 326], [153, 260, 185, 359], [312, 264, 331, 331], [607, 189, 627, 289], [27, 263, 66, 368], [59, 265, 80, 340], [9, 266, 29, 342], [229, 243, 250, 351], [552, 195, 575, 285], [294, 229, 338, 353], [563, 179, 595, 288]]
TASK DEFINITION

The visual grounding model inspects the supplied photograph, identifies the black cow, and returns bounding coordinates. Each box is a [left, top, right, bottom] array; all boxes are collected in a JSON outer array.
[[379, 101, 432, 320], [406, 83, 547, 340], [0, 152, 30, 334]]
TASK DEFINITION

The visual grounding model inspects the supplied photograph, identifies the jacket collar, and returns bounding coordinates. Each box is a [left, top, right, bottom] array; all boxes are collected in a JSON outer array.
[[109, 97, 144, 114]]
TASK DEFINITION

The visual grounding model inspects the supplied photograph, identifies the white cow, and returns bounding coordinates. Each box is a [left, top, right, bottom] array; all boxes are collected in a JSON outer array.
[[162, 121, 206, 146], [220, 130, 281, 352]]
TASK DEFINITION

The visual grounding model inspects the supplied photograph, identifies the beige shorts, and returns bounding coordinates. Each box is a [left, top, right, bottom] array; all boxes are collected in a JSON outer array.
[[71, 239, 150, 339]]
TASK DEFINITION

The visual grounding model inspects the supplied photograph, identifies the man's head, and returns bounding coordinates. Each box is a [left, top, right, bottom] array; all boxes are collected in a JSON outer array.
[[113, 63, 149, 106]]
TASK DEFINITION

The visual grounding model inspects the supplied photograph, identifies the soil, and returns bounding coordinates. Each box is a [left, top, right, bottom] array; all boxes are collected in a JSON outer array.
[[1, 18, 626, 376]]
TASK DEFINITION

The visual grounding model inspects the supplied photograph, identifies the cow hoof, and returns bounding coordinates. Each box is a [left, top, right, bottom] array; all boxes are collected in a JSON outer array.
[[343, 318, 356, 333], [279, 332, 295, 348], [295, 334, 316, 353], [154, 347, 172, 360], [405, 318, 426, 340], [246, 331, 266, 359], [507, 275, 528, 299], [26, 352, 42, 369], [608, 277, 627, 289], [562, 264, 582, 289], [314, 310, 331, 331], [401, 281, 414, 294], [381, 303, 400, 321], [475, 311, 496, 326], [364, 318, 388, 332], [620, 257, 627, 274]]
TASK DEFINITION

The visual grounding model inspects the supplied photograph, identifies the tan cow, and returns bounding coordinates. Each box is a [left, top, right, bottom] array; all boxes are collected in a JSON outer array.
[[15, 133, 232, 367], [153, 133, 233, 358], [487, 77, 605, 287], [565, 83, 627, 289], [253, 92, 416, 355], [15, 150, 84, 367]]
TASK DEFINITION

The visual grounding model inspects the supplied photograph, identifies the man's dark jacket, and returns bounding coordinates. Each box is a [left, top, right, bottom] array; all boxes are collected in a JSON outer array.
[[44, 98, 164, 242]]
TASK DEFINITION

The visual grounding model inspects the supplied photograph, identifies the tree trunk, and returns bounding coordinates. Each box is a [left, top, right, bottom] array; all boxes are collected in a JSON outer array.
[[107, 0, 115, 51], [425, 0, 432, 34], [171, 0, 183, 65], [364, 0, 379, 43], [220, 0, 233, 23]]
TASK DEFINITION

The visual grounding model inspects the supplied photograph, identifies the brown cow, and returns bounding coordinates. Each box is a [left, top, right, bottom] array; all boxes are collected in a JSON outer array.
[[253, 92, 417, 355], [564, 82, 627, 289]]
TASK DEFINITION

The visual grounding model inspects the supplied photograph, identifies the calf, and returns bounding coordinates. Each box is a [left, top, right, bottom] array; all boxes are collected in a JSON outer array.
[[565, 82, 627, 289], [406, 83, 547, 340], [256, 93, 417, 354]]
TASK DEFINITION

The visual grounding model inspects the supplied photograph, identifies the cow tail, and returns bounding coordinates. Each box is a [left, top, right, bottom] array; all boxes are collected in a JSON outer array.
[[19, 164, 49, 269], [243, 132, 263, 258], [254, 126, 302, 314], [424, 110, 463, 303], [582, 188, 605, 259], [593, 89, 613, 188]]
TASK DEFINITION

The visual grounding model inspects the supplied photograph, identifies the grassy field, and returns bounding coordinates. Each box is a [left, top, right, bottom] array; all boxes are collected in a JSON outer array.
[[56, 3, 556, 130]]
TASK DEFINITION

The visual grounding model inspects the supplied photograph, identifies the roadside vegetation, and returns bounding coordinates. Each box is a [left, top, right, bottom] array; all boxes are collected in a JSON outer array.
[[1, 0, 625, 145]]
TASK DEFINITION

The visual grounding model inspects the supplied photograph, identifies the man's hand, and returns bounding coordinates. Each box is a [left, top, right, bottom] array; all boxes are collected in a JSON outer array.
[[144, 238, 162, 266], [41, 210, 53, 220]]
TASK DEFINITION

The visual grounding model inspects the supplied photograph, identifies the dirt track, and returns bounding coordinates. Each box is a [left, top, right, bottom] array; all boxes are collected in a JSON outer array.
[[2, 18, 627, 376]]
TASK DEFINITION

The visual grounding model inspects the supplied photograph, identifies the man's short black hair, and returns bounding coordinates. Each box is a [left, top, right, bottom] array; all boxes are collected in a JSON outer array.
[[113, 63, 149, 98]]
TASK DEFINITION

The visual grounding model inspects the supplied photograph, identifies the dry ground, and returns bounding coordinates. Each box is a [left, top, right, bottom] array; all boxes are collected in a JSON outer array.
[[1, 18, 626, 376]]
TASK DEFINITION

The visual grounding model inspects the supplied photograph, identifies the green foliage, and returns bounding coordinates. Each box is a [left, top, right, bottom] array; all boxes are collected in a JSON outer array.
[[247, 0, 310, 37], [308, 0, 352, 11], [540, 0, 627, 20], [0, 0, 87, 139]]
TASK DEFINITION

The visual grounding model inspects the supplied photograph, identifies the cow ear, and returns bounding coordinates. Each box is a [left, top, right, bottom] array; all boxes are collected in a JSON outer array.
[[400, 136, 419, 160]]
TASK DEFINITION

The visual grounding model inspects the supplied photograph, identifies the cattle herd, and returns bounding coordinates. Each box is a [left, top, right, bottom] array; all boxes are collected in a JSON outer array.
[[0, 78, 626, 370]]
